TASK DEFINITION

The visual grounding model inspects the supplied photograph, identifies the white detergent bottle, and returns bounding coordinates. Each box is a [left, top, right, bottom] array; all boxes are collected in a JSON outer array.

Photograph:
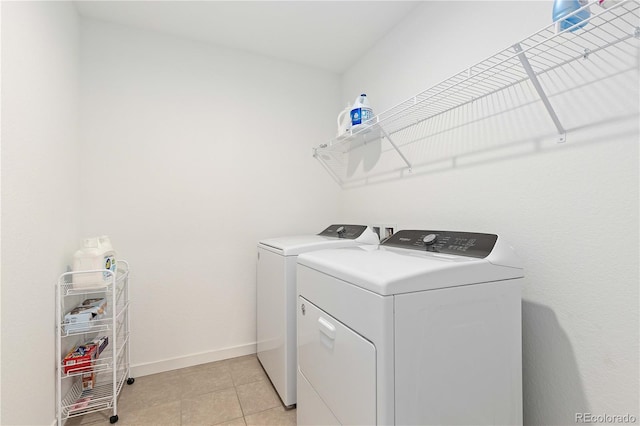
[[337, 103, 351, 137], [72, 235, 117, 289], [350, 93, 374, 129]]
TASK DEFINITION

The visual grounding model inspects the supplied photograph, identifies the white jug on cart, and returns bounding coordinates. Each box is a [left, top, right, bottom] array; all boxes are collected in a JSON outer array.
[[72, 235, 117, 289]]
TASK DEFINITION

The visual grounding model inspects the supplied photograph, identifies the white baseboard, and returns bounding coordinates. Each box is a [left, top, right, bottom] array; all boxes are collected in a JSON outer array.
[[129, 342, 257, 378]]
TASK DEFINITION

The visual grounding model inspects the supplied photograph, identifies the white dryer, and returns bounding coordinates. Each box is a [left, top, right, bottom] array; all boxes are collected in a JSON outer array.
[[257, 224, 379, 407], [296, 229, 524, 425]]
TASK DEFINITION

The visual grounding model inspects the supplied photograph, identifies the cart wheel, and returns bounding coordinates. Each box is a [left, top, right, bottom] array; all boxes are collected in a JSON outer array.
[[109, 415, 118, 424], [127, 377, 135, 385]]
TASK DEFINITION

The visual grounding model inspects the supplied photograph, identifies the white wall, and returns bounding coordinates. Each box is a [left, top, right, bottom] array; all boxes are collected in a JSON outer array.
[[79, 18, 342, 375], [1, 1, 80, 425], [340, 2, 639, 425]]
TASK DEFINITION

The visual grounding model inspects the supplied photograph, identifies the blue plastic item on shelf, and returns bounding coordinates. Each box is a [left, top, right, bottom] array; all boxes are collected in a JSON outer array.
[[552, 0, 591, 31], [350, 94, 373, 127]]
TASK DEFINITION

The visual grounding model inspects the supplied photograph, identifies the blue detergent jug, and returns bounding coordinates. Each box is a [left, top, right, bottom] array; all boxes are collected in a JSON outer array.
[[350, 94, 374, 128], [553, 0, 591, 31]]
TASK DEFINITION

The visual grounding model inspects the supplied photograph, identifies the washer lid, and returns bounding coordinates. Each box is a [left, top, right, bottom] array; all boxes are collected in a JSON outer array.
[[297, 231, 523, 295], [259, 225, 379, 256]]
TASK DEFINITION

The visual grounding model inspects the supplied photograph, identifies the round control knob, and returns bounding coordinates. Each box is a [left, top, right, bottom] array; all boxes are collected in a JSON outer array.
[[423, 234, 437, 245]]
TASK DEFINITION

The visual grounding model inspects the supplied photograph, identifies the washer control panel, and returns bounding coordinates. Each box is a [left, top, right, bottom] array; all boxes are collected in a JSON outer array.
[[382, 230, 498, 258], [318, 224, 367, 239]]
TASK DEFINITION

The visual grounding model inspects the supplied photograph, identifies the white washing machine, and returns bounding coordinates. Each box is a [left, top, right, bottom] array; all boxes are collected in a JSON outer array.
[[257, 224, 379, 407], [296, 229, 524, 425]]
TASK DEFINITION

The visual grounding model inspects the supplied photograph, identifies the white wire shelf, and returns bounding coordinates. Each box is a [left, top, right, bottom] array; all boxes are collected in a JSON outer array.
[[59, 300, 130, 337], [324, 123, 384, 153], [59, 266, 129, 297], [314, 0, 640, 186], [61, 366, 129, 420], [60, 332, 130, 378]]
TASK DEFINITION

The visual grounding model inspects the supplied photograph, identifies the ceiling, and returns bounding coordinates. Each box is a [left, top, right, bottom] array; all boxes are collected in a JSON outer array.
[[74, 1, 420, 74]]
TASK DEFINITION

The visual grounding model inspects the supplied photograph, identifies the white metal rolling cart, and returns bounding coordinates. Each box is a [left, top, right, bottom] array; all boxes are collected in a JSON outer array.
[[56, 260, 134, 425]]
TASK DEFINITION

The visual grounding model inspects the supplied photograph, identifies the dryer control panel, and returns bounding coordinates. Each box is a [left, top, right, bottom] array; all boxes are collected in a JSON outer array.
[[382, 230, 498, 258], [318, 224, 367, 239]]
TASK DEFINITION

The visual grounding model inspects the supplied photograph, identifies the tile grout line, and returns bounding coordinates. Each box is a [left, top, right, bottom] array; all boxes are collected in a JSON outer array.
[[69, 355, 294, 425]]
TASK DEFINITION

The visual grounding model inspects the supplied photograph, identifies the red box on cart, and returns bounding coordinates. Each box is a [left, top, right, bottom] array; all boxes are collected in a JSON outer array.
[[62, 343, 98, 374]]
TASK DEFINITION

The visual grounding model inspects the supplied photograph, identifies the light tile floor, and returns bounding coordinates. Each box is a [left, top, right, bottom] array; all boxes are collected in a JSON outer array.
[[67, 354, 296, 426]]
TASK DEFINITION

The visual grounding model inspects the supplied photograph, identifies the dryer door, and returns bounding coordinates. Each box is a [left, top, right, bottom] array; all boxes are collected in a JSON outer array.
[[297, 296, 376, 425]]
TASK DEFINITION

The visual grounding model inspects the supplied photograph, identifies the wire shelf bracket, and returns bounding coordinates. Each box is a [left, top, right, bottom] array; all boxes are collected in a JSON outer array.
[[513, 42, 567, 143], [380, 126, 413, 171]]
